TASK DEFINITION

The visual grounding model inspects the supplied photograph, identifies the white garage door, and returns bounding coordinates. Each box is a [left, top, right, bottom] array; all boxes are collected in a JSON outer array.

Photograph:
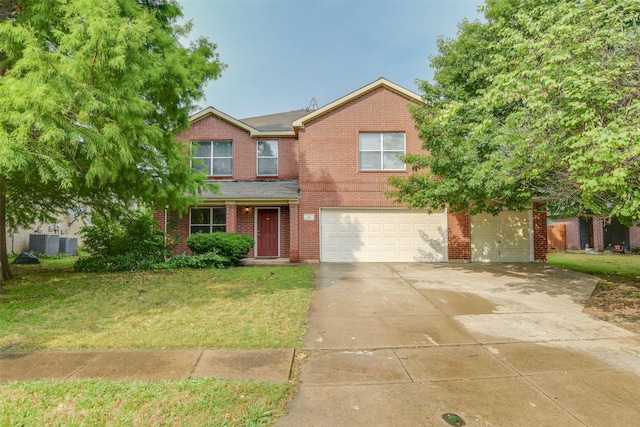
[[470, 210, 533, 262], [320, 208, 446, 262]]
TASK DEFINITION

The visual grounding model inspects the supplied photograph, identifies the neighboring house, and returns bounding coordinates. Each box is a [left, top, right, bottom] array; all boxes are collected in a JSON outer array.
[[551, 217, 640, 252], [156, 78, 547, 263], [5, 211, 86, 255]]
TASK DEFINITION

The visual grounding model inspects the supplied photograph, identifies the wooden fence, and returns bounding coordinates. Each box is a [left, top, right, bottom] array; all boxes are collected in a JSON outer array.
[[547, 224, 566, 252]]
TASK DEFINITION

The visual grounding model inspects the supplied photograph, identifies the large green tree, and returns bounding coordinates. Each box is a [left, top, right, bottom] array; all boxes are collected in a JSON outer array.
[[0, 0, 224, 289], [389, 0, 640, 226]]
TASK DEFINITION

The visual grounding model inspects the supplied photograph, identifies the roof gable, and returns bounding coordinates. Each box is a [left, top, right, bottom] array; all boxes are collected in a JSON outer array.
[[292, 78, 423, 128], [189, 78, 423, 137], [189, 107, 297, 137]]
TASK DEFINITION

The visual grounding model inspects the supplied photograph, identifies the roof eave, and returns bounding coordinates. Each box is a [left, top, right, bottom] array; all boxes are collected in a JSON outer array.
[[198, 198, 300, 205], [249, 130, 296, 138]]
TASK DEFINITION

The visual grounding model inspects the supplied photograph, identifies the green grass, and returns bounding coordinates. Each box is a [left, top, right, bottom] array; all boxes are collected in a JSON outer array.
[[548, 252, 640, 279], [0, 259, 314, 426], [1, 261, 314, 351], [0, 378, 292, 427]]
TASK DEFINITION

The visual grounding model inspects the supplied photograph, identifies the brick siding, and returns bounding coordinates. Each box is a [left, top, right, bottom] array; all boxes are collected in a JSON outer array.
[[447, 211, 470, 261], [533, 203, 548, 261], [630, 226, 640, 251], [176, 117, 299, 181], [593, 219, 605, 252], [297, 87, 422, 260]]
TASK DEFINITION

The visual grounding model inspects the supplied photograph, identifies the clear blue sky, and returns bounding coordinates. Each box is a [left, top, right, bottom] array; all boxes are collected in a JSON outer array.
[[179, 0, 484, 119]]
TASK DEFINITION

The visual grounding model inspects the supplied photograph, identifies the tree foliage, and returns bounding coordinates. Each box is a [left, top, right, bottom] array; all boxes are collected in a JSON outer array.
[[388, 0, 640, 226], [74, 209, 166, 272], [0, 0, 224, 286]]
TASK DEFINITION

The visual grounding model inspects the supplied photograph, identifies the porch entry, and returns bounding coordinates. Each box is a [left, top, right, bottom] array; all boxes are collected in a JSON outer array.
[[257, 208, 279, 257]]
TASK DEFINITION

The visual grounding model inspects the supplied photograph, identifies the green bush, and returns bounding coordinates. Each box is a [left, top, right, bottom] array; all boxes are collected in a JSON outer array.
[[75, 253, 157, 272], [75, 210, 166, 272], [160, 252, 230, 269], [186, 232, 254, 265]]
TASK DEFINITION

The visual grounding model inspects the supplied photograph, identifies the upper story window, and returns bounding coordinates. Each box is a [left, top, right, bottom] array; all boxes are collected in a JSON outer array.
[[257, 140, 278, 176], [191, 140, 233, 176], [190, 207, 226, 234], [359, 132, 405, 171]]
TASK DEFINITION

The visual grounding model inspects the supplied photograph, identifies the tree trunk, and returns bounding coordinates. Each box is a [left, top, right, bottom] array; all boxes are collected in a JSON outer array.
[[0, 1, 18, 292], [0, 176, 13, 292]]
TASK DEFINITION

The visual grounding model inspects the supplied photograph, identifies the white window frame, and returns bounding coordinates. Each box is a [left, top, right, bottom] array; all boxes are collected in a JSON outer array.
[[189, 207, 226, 234], [191, 140, 233, 176], [257, 140, 278, 176], [359, 132, 406, 171]]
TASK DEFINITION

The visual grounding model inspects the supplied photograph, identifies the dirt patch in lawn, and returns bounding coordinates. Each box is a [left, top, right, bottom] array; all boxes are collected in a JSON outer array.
[[583, 276, 640, 335]]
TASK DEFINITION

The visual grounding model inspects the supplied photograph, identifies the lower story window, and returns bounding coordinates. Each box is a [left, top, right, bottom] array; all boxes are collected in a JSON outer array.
[[190, 207, 226, 234]]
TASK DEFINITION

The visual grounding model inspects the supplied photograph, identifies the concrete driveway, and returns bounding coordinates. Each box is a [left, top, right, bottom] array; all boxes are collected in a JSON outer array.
[[277, 263, 640, 427]]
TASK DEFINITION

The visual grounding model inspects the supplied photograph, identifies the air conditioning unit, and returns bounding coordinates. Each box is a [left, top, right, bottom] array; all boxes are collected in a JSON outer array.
[[29, 234, 60, 255], [59, 237, 78, 255]]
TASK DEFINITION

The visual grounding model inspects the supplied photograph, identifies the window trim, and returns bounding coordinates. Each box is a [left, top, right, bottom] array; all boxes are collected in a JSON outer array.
[[191, 140, 233, 176], [358, 132, 406, 171], [189, 207, 227, 235], [257, 140, 279, 176]]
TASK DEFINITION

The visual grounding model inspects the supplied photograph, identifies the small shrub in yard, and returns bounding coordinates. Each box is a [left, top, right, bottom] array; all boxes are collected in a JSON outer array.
[[186, 232, 254, 265], [161, 252, 230, 269], [75, 253, 158, 272]]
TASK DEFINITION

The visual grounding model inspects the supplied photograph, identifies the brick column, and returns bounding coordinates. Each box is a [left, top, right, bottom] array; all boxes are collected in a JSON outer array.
[[532, 203, 548, 261], [289, 203, 300, 262], [225, 202, 237, 233], [153, 208, 166, 232], [630, 225, 640, 251], [593, 219, 605, 252], [447, 211, 470, 262]]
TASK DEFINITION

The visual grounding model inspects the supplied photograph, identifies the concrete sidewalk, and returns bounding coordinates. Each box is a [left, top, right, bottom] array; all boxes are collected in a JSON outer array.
[[0, 348, 294, 382], [277, 263, 640, 427]]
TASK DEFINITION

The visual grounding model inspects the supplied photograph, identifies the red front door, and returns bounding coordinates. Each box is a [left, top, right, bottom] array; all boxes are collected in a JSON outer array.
[[257, 209, 279, 257]]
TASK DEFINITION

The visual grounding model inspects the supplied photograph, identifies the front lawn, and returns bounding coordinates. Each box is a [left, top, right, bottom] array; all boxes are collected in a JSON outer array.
[[0, 260, 314, 426], [1, 262, 314, 350], [548, 252, 640, 334], [548, 251, 640, 278]]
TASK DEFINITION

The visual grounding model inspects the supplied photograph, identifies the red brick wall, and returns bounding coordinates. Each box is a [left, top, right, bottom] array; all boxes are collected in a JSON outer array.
[[533, 203, 548, 261], [630, 225, 640, 250], [289, 204, 300, 261], [279, 206, 290, 258], [593, 218, 605, 252], [176, 115, 299, 180], [448, 211, 470, 261], [237, 205, 255, 257], [167, 210, 190, 255], [297, 87, 423, 260]]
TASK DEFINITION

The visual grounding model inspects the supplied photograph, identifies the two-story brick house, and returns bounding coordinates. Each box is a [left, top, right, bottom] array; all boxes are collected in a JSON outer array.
[[156, 78, 548, 263]]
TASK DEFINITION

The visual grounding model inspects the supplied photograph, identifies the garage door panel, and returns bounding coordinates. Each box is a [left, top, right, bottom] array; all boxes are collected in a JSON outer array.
[[470, 210, 532, 262], [321, 209, 445, 262]]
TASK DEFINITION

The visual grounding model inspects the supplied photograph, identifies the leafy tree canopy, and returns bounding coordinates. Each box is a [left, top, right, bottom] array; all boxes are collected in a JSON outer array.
[[0, 0, 225, 284], [388, 0, 640, 226]]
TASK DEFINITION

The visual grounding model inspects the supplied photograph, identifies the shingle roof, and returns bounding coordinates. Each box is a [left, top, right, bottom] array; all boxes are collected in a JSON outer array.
[[240, 110, 310, 132], [200, 180, 300, 201]]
